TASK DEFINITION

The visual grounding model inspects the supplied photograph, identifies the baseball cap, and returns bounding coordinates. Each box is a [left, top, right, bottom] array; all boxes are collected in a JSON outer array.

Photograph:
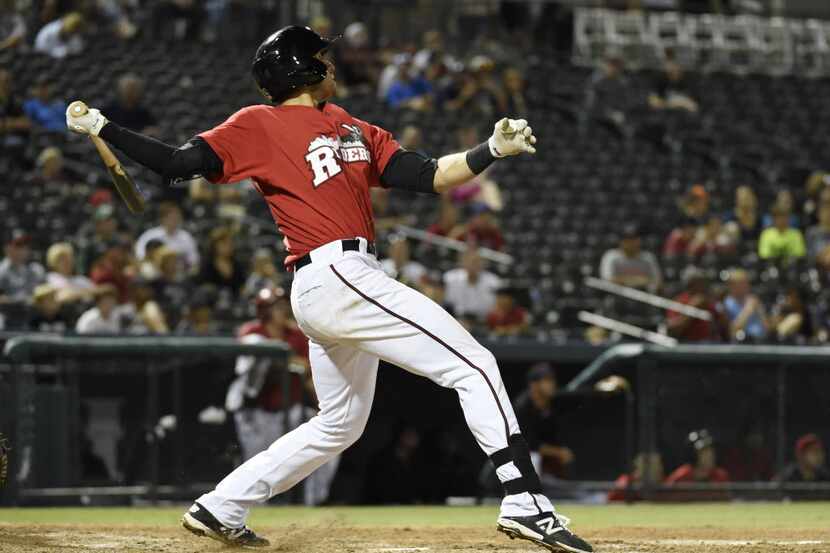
[[795, 433, 823, 457], [6, 231, 30, 247], [527, 362, 556, 383], [621, 223, 640, 239], [688, 184, 709, 200]]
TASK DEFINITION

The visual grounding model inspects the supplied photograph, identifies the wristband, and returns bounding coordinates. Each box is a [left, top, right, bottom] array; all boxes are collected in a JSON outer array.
[[466, 140, 498, 175]]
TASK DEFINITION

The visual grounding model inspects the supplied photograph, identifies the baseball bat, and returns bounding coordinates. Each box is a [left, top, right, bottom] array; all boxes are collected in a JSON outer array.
[[68, 100, 147, 214]]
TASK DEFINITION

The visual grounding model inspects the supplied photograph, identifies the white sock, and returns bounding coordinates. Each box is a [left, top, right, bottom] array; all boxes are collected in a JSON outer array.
[[500, 492, 554, 517]]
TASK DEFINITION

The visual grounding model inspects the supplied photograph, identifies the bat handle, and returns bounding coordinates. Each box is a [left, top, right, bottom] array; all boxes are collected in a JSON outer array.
[[68, 100, 89, 117]]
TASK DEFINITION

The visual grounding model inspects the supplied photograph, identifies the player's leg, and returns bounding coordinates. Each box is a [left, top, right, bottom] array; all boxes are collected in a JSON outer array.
[[189, 341, 378, 530], [307, 255, 592, 552]]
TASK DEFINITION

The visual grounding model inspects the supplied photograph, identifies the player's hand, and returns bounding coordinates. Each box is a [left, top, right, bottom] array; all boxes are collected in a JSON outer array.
[[66, 102, 108, 136], [488, 117, 537, 157]]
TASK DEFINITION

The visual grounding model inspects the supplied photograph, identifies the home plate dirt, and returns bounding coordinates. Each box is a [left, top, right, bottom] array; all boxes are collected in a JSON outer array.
[[1, 525, 829, 553]]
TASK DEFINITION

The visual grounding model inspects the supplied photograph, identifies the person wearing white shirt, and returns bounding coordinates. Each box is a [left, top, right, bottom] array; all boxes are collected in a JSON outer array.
[[76, 285, 123, 334], [34, 13, 85, 59], [443, 248, 500, 321], [46, 242, 93, 304], [380, 235, 426, 285], [134, 202, 200, 273]]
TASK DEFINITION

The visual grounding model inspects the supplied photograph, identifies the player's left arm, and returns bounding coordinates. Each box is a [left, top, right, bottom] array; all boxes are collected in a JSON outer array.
[[378, 118, 536, 195]]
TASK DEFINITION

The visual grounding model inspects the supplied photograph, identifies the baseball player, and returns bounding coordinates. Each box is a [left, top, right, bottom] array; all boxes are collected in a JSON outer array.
[[226, 287, 338, 506], [66, 25, 592, 553]]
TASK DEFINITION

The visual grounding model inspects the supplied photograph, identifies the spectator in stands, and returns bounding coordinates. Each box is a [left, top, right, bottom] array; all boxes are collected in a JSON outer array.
[[0, 69, 31, 162], [648, 56, 698, 113], [123, 278, 169, 334], [803, 171, 829, 227], [177, 286, 218, 335], [0, 1, 27, 51], [452, 205, 505, 251], [758, 204, 806, 261], [90, 239, 132, 303], [513, 363, 574, 479], [486, 287, 529, 337], [762, 190, 799, 229], [242, 248, 280, 300], [608, 452, 664, 502], [151, 246, 192, 329], [724, 185, 761, 243], [501, 67, 528, 116], [769, 287, 812, 343], [445, 55, 502, 117], [777, 434, 829, 483], [665, 267, 725, 342], [152, 0, 204, 41], [23, 76, 67, 133], [665, 429, 729, 484], [386, 54, 432, 111], [688, 214, 735, 259], [371, 187, 416, 236], [585, 54, 631, 127], [413, 30, 460, 76], [679, 184, 710, 220], [46, 242, 94, 304], [335, 22, 377, 94], [29, 283, 74, 332], [76, 284, 123, 334], [444, 248, 500, 323], [599, 224, 662, 293], [28, 146, 76, 188], [381, 235, 426, 286], [135, 202, 200, 273], [0, 233, 45, 303], [663, 217, 698, 259], [427, 198, 460, 238], [722, 269, 768, 342], [103, 73, 158, 134], [806, 203, 830, 263], [722, 419, 774, 482], [34, 12, 85, 58], [200, 226, 244, 300], [398, 124, 424, 153], [77, 204, 119, 273]]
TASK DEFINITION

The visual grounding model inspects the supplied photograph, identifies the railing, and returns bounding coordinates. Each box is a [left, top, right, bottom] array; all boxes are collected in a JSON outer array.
[[1, 335, 290, 505], [565, 344, 830, 499]]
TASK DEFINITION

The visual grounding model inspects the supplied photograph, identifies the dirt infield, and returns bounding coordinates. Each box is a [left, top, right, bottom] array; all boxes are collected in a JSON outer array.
[[1, 524, 829, 553]]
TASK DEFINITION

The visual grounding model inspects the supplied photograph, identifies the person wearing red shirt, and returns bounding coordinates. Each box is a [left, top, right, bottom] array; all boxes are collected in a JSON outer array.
[[67, 26, 591, 553], [665, 267, 726, 342], [487, 288, 529, 336], [607, 452, 664, 502], [225, 288, 337, 506], [663, 217, 697, 258], [665, 429, 730, 499]]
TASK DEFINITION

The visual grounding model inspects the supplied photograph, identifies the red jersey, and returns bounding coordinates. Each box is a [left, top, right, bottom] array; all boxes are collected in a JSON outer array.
[[237, 320, 308, 411], [200, 103, 401, 266], [664, 463, 730, 484]]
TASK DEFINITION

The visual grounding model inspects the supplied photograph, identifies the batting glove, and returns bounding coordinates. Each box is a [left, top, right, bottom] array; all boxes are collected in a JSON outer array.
[[488, 117, 537, 157], [66, 104, 108, 136]]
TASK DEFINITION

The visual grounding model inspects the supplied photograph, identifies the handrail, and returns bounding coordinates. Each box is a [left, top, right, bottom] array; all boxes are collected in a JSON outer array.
[[585, 276, 712, 321], [394, 224, 514, 265], [578, 311, 677, 347], [565, 343, 830, 391]]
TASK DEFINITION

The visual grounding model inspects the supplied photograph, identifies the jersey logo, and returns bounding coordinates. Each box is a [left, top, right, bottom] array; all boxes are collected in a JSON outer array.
[[304, 125, 372, 188]]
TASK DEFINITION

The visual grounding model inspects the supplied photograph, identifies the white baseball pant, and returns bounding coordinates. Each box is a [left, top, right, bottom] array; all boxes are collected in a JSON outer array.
[[198, 238, 553, 526]]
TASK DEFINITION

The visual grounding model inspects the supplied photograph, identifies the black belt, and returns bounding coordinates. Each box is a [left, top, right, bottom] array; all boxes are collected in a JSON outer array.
[[294, 239, 376, 270]]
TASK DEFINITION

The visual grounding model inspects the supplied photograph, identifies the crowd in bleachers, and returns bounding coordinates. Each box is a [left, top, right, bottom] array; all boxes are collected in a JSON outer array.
[[2, 1, 830, 345]]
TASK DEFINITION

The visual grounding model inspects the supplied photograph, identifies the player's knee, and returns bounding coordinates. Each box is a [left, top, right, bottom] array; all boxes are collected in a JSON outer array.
[[315, 405, 371, 449]]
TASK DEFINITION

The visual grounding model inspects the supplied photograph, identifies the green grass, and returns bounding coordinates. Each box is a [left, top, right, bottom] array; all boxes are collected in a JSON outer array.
[[1, 503, 829, 529]]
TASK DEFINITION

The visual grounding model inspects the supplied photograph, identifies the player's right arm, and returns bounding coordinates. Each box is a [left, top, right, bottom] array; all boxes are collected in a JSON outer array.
[[65, 104, 264, 184]]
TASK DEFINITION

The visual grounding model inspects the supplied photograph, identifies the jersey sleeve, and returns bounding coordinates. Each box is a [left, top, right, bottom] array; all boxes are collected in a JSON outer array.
[[198, 106, 270, 184], [354, 117, 402, 179]]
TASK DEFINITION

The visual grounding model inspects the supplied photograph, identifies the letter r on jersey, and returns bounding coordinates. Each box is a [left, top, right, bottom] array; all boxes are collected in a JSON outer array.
[[306, 146, 342, 187]]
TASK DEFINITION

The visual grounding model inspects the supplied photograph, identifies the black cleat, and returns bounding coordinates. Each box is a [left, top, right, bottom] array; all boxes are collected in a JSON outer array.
[[497, 511, 593, 553], [182, 502, 270, 547]]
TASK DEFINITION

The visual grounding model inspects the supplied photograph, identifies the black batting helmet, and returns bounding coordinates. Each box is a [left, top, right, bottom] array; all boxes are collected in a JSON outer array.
[[252, 26, 333, 103]]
